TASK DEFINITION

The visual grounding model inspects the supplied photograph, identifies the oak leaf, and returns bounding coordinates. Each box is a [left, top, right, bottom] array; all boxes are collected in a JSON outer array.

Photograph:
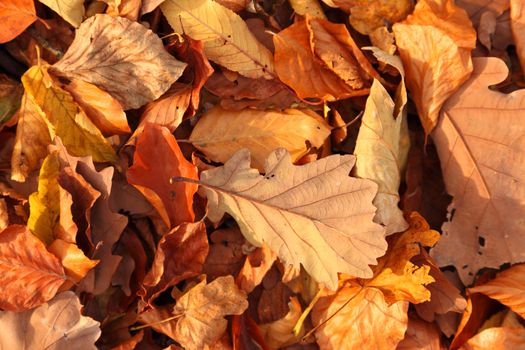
[[430, 57, 525, 284], [52, 14, 186, 109], [189, 106, 331, 171], [393, 0, 477, 135], [38, 0, 84, 27], [194, 148, 387, 290], [127, 123, 198, 228], [0, 0, 38, 44], [0, 292, 101, 349], [160, 0, 274, 79], [0, 225, 66, 311]]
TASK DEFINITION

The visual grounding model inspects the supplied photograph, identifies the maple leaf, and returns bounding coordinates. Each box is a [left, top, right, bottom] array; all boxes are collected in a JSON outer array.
[[51, 14, 186, 110], [160, 0, 275, 79], [0, 0, 38, 44], [0, 225, 66, 311], [0, 292, 101, 349], [187, 148, 387, 290], [189, 106, 331, 171], [38, 0, 84, 27], [393, 0, 477, 135], [430, 57, 525, 284]]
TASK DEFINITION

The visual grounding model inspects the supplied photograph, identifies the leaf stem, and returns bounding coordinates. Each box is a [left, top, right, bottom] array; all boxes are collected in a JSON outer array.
[[170, 176, 201, 185], [292, 288, 323, 336], [130, 313, 183, 331]]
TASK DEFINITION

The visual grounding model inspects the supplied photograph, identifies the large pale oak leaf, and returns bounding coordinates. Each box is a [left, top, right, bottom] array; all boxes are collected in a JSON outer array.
[[393, 0, 476, 135], [51, 14, 186, 109], [160, 0, 274, 79], [0, 292, 100, 349], [0, 225, 66, 311], [430, 57, 525, 284], [195, 148, 387, 290], [0, 0, 38, 43], [189, 106, 331, 171]]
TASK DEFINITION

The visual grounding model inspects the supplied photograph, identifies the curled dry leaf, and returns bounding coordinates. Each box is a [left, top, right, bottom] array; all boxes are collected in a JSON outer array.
[[38, 0, 85, 27], [0, 292, 101, 349], [259, 297, 304, 349], [52, 14, 187, 110], [312, 283, 409, 350], [469, 264, 525, 319], [274, 16, 379, 100], [511, 0, 525, 72], [0, 0, 38, 44], [189, 106, 331, 171], [460, 325, 525, 350], [203, 228, 247, 280], [196, 148, 387, 290], [393, 0, 477, 135], [0, 74, 23, 127], [236, 243, 276, 293], [48, 239, 98, 283], [160, 0, 274, 79], [127, 123, 198, 229], [289, 0, 327, 19], [397, 316, 445, 350], [430, 57, 525, 284], [0, 225, 66, 311]]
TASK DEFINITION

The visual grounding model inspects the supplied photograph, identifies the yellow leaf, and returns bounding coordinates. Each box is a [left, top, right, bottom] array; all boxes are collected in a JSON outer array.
[[22, 63, 117, 163], [189, 107, 331, 171], [38, 0, 84, 27], [160, 0, 274, 79], [289, 0, 327, 19], [259, 297, 304, 349], [48, 239, 98, 283]]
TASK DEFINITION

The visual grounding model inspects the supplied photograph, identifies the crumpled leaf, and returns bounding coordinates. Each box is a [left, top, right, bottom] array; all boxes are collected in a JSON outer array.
[[21, 62, 117, 163], [397, 317, 445, 350], [0, 0, 38, 43], [127, 123, 198, 228], [0, 292, 101, 349], [312, 283, 408, 350], [196, 148, 387, 290], [393, 0, 477, 135], [51, 14, 186, 110], [259, 297, 304, 349], [511, 0, 525, 72], [0, 225, 66, 311], [0, 74, 23, 127], [160, 0, 274, 79], [236, 243, 276, 293], [469, 264, 525, 319], [189, 106, 331, 171], [203, 228, 247, 280], [48, 239, 98, 283], [38, 0, 84, 27], [274, 16, 380, 100], [430, 57, 525, 284]]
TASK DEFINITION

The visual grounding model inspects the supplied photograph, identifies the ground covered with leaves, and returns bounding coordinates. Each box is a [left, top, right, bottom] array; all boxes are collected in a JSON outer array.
[[0, 0, 524, 349]]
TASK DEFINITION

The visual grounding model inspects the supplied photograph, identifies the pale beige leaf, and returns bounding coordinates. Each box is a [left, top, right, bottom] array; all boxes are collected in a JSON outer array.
[[312, 284, 408, 350], [160, 0, 274, 79], [353, 79, 409, 234], [38, 0, 84, 27], [0, 292, 101, 350], [172, 276, 248, 350], [52, 14, 186, 110], [470, 264, 525, 319], [289, 0, 326, 18], [430, 57, 525, 284], [198, 148, 387, 290], [393, 0, 477, 135], [189, 107, 331, 171]]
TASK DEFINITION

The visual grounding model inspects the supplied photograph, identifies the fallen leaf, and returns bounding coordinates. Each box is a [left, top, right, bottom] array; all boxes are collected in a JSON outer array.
[[203, 228, 247, 280], [48, 239, 98, 283], [51, 14, 187, 110], [196, 148, 386, 290], [160, 0, 275, 79], [469, 264, 525, 319], [139, 222, 208, 304], [127, 123, 198, 228], [312, 282, 408, 350], [0, 0, 38, 44], [397, 316, 445, 350], [274, 16, 378, 100], [0, 74, 23, 128], [236, 243, 276, 293], [189, 106, 331, 171], [0, 225, 66, 311], [259, 297, 304, 349], [38, 0, 85, 27], [393, 0, 477, 135], [104, 0, 141, 20], [430, 57, 525, 284], [460, 326, 525, 349], [511, 0, 525, 72], [0, 292, 101, 349], [289, 0, 327, 19], [21, 62, 117, 163]]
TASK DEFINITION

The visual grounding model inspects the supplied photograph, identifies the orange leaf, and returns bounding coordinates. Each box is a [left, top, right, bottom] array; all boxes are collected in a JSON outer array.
[[397, 316, 445, 350], [511, 0, 525, 72], [0, 0, 38, 44]]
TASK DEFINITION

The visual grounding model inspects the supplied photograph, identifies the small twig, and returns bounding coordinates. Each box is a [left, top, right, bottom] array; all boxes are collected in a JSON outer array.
[[333, 111, 364, 129]]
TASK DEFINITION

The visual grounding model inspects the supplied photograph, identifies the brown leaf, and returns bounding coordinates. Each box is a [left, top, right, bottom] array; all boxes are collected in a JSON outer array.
[[397, 316, 445, 350], [274, 17, 379, 101], [203, 228, 247, 280], [429, 57, 525, 284], [259, 297, 304, 349], [0, 73, 23, 128], [460, 326, 525, 350], [0, 292, 101, 349], [127, 123, 198, 228], [139, 222, 208, 304], [512, 0, 525, 72], [393, 0, 477, 135], [0, 225, 66, 311], [51, 14, 187, 110], [0, 0, 38, 44], [236, 243, 276, 293]]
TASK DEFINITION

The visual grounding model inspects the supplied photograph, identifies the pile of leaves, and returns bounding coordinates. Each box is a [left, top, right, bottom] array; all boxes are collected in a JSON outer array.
[[0, 0, 524, 349]]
